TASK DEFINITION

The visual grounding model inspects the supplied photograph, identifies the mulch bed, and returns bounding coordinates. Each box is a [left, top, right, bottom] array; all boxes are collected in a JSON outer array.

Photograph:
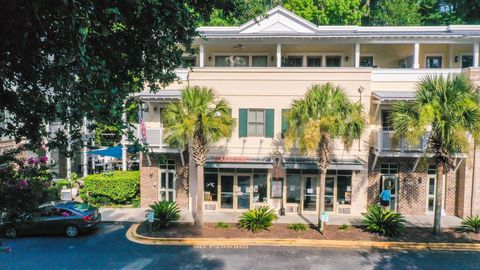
[[136, 222, 480, 243]]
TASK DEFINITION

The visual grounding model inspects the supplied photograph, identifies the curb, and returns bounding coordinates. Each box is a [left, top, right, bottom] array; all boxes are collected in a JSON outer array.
[[126, 224, 480, 251]]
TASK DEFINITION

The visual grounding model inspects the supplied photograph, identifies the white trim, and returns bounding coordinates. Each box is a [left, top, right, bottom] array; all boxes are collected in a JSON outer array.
[[413, 43, 420, 69], [354, 43, 360, 68], [276, 43, 282, 68]]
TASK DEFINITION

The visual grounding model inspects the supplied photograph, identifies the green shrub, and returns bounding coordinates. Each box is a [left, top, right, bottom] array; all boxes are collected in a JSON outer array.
[[81, 171, 139, 205], [362, 205, 405, 237], [461, 216, 480, 233], [215, 222, 229, 229], [340, 224, 349, 231], [149, 201, 180, 228], [55, 179, 71, 189], [238, 206, 278, 233], [132, 197, 140, 208], [288, 223, 307, 231]]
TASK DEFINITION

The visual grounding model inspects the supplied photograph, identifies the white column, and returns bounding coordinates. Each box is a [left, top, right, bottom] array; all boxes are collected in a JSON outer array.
[[276, 43, 282, 68], [413, 43, 420, 69], [82, 116, 88, 177], [355, 43, 360, 68], [199, 43, 205, 67], [474, 43, 479, 67], [121, 108, 128, 171]]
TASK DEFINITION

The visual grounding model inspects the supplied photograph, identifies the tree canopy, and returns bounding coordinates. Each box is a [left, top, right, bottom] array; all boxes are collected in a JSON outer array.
[[201, 0, 480, 26], [0, 0, 242, 152]]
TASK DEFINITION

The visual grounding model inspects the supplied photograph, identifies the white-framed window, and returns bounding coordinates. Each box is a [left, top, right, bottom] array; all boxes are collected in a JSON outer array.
[[306, 56, 322, 67], [214, 54, 268, 67], [181, 56, 196, 67], [461, 54, 473, 68], [282, 56, 303, 67], [247, 109, 265, 137], [427, 165, 437, 213], [426, 56, 442, 68], [360, 56, 374, 67], [326, 55, 342, 67]]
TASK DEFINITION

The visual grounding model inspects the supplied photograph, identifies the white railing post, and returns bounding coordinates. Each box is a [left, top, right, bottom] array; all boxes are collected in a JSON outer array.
[[276, 43, 282, 68], [355, 43, 360, 68]]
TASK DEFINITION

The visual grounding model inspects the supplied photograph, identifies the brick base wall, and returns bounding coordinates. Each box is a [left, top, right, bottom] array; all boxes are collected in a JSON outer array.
[[368, 153, 458, 215], [140, 152, 189, 209]]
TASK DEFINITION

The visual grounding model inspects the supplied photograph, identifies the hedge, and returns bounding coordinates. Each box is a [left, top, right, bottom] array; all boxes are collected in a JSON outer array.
[[81, 171, 140, 205]]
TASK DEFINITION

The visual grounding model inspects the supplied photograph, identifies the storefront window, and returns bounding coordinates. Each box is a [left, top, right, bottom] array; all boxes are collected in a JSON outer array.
[[253, 174, 267, 203], [337, 175, 352, 205], [204, 173, 218, 202], [287, 174, 301, 203]]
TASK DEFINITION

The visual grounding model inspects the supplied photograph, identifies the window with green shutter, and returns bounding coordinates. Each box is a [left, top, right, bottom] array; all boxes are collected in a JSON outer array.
[[239, 108, 274, 138]]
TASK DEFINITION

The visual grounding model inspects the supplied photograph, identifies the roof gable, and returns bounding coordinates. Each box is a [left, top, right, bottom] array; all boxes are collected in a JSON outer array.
[[239, 6, 317, 34]]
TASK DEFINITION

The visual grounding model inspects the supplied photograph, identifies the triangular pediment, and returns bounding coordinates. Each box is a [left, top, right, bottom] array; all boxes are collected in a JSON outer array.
[[239, 6, 318, 34]]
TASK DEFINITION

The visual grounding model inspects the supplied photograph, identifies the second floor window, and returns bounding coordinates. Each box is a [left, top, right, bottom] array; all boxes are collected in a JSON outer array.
[[426, 56, 442, 68], [282, 56, 303, 67], [462, 55, 473, 68], [307, 56, 322, 67], [248, 109, 265, 136], [326, 56, 342, 67], [382, 111, 393, 131], [181, 57, 196, 67], [360, 56, 374, 67], [252, 56, 268, 67]]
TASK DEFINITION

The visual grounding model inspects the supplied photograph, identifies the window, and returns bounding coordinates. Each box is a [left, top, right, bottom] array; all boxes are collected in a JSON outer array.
[[282, 56, 303, 67], [253, 174, 267, 203], [252, 56, 268, 67], [360, 56, 374, 67], [462, 55, 473, 68], [380, 163, 398, 174], [381, 111, 393, 131], [337, 175, 352, 205], [159, 159, 175, 170], [204, 173, 218, 202], [326, 56, 342, 67], [247, 109, 265, 137], [287, 174, 301, 203], [233, 56, 249, 67], [307, 56, 322, 67], [426, 56, 442, 68], [215, 56, 231, 67], [181, 57, 196, 67]]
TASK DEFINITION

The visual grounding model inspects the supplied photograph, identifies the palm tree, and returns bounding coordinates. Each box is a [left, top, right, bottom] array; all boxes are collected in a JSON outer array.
[[162, 86, 235, 227], [285, 83, 365, 233], [391, 74, 480, 235]]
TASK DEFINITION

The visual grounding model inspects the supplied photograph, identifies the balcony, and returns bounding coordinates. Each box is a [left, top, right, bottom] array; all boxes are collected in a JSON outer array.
[[372, 130, 428, 157], [130, 125, 177, 153]]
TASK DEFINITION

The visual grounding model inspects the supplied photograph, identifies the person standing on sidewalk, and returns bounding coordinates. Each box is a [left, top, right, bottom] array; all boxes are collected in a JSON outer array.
[[379, 186, 391, 209]]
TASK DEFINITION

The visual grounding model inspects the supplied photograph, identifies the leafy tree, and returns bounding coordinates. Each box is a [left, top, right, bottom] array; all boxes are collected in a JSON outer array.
[[162, 86, 235, 227], [285, 83, 365, 232], [364, 0, 421, 25], [0, 1, 242, 152], [418, 0, 462, 25], [391, 74, 480, 235]]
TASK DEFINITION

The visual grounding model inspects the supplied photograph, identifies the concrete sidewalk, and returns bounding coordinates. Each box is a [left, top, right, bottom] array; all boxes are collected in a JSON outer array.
[[100, 207, 463, 228]]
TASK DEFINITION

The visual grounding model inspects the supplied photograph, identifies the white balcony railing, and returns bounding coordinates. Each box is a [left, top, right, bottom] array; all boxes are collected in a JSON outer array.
[[374, 130, 428, 153], [131, 124, 170, 149]]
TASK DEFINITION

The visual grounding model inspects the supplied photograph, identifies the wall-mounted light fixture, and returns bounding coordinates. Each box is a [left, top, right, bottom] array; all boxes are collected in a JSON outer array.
[[208, 56, 212, 62], [270, 56, 274, 62], [418, 177, 423, 184], [454, 56, 459, 63], [345, 56, 349, 62]]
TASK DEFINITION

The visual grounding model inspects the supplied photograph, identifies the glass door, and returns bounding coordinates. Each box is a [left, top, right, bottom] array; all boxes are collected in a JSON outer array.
[[382, 175, 398, 211], [220, 175, 234, 209], [324, 176, 335, 212], [237, 175, 251, 210], [303, 176, 317, 212], [427, 175, 436, 214], [159, 170, 175, 202]]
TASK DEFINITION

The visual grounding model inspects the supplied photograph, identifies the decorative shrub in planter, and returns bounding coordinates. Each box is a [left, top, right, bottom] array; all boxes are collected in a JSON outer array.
[[461, 216, 480, 233], [149, 201, 180, 229], [238, 206, 278, 233], [362, 205, 405, 237], [288, 223, 307, 231], [81, 171, 140, 206]]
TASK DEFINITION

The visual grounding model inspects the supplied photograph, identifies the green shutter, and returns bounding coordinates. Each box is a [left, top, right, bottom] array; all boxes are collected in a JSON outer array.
[[239, 109, 248, 137], [265, 109, 274, 138], [281, 109, 289, 137]]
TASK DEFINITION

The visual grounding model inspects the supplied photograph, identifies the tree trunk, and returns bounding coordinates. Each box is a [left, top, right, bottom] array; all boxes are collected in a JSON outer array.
[[433, 162, 444, 235], [317, 171, 326, 234], [195, 164, 204, 228]]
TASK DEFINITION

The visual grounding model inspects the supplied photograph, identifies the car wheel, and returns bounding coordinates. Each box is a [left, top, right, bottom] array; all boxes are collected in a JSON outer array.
[[65, 225, 79, 238], [4, 226, 17, 239]]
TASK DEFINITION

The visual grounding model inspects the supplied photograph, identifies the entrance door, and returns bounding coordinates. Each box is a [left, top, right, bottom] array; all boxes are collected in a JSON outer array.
[[303, 176, 318, 212], [220, 175, 234, 209], [324, 176, 335, 212], [159, 170, 175, 202], [382, 175, 398, 211], [427, 175, 436, 214], [237, 175, 251, 210]]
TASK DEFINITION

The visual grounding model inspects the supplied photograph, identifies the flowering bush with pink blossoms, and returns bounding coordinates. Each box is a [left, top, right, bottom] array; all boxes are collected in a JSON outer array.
[[0, 148, 57, 219]]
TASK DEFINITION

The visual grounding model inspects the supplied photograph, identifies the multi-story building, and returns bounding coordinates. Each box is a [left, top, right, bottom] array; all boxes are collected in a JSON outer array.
[[138, 7, 480, 219]]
